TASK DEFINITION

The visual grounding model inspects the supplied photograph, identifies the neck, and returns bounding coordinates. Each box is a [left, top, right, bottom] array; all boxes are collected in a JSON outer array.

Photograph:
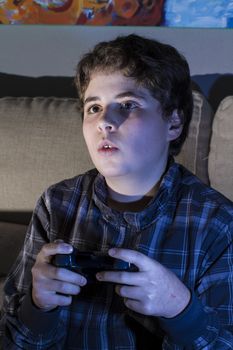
[[105, 157, 169, 211], [107, 181, 160, 212], [106, 158, 168, 201]]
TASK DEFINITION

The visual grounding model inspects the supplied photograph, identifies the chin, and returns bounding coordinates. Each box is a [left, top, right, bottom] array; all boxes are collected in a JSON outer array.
[[97, 168, 123, 178], [95, 164, 128, 178]]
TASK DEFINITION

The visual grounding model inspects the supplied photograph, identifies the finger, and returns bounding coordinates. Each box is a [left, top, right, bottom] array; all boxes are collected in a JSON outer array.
[[44, 280, 82, 295], [96, 270, 145, 285], [108, 248, 155, 272], [39, 242, 73, 262], [115, 285, 143, 301], [52, 293, 72, 307], [45, 265, 87, 286], [39, 292, 73, 309], [123, 298, 142, 313]]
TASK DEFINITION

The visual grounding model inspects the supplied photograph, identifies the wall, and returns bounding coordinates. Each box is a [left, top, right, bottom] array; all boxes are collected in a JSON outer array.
[[0, 25, 232, 77]]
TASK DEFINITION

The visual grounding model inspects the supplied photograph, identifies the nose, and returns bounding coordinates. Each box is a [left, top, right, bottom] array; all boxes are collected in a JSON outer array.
[[97, 110, 117, 133]]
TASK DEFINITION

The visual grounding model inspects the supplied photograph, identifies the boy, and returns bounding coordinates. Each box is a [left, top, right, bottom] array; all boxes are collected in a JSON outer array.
[[1, 34, 233, 349]]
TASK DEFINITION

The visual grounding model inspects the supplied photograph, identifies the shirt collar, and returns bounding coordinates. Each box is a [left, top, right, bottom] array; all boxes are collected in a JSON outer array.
[[92, 158, 181, 230]]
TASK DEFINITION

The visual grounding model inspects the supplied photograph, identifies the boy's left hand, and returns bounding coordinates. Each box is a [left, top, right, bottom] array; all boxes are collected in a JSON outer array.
[[96, 248, 191, 319]]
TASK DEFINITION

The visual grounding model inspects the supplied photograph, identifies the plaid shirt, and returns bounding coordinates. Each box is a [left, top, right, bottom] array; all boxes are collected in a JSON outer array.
[[1, 161, 233, 349]]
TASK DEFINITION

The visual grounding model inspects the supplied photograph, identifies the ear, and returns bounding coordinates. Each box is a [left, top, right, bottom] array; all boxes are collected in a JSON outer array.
[[167, 110, 183, 141]]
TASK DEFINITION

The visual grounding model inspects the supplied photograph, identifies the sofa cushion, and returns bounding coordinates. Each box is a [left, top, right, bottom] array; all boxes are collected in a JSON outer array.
[[0, 97, 93, 212], [0, 222, 27, 276], [208, 96, 233, 201], [175, 90, 214, 185]]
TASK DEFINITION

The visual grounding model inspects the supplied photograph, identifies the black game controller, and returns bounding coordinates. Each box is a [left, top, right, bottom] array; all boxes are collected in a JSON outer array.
[[52, 247, 138, 283]]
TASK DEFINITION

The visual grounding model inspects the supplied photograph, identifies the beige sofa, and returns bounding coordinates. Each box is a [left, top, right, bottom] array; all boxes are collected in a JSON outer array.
[[0, 73, 233, 306]]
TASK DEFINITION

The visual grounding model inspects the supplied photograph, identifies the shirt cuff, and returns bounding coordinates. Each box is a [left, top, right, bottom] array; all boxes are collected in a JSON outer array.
[[19, 289, 61, 334], [159, 292, 208, 346]]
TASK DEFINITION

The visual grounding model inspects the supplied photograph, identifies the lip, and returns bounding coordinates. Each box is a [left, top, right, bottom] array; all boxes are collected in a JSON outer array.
[[97, 140, 119, 152]]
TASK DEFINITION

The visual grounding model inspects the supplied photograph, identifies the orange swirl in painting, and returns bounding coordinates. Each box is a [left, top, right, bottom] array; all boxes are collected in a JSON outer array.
[[0, 0, 164, 25]]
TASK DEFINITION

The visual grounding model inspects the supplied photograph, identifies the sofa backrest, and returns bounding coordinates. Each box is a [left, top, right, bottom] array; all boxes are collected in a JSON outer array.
[[0, 97, 93, 217], [208, 96, 233, 200], [0, 91, 232, 224]]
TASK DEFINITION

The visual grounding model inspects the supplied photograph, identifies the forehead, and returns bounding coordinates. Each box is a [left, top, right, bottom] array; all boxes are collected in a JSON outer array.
[[84, 71, 151, 100]]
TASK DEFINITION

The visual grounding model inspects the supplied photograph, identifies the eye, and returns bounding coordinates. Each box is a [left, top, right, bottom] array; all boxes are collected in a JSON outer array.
[[120, 101, 138, 110], [86, 104, 102, 115]]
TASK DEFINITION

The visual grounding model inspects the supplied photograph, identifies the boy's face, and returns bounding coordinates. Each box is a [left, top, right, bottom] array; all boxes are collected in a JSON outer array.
[[82, 71, 180, 186]]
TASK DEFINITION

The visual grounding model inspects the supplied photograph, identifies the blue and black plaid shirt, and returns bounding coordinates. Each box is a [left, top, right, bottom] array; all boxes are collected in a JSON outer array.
[[1, 161, 233, 349]]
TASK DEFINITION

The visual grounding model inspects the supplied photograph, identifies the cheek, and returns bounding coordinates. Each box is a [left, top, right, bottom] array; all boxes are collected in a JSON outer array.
[[131, 120, 168, 151], [82, 124, 93, 150]]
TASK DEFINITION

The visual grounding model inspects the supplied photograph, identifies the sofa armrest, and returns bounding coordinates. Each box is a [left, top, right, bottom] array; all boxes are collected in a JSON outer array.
[[0, 222, 27, 277]]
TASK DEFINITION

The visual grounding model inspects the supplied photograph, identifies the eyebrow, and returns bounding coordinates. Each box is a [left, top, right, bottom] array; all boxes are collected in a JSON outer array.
[[84, 96, 100, 105], [84, 90, 147, 106]]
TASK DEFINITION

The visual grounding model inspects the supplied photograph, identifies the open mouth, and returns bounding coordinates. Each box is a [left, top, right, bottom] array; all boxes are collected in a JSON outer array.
[[98, 145, 119, 154], [98, 140, 119, 153], [102, 145, 115, 150]]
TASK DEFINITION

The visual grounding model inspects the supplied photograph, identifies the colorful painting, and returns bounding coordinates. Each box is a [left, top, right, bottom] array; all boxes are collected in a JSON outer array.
[[165, 0, 233, 28], [0, 0, 164, 25], [0, 0, 233, 27]]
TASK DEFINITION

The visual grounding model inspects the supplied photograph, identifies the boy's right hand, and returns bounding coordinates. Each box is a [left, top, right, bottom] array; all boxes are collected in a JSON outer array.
[[31, 241, 87, 311]]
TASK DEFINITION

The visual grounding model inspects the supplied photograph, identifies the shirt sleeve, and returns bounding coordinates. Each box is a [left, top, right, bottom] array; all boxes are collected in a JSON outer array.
[[159, 222, 233, 349], [0, 194, 69, 349]]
